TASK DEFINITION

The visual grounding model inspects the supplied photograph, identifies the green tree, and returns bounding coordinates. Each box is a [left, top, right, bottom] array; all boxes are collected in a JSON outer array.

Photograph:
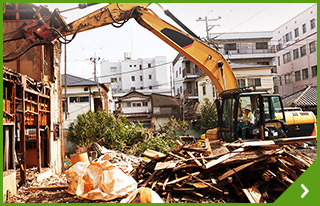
[[196, 98, 218, 132], [67, 110, 180, 156]]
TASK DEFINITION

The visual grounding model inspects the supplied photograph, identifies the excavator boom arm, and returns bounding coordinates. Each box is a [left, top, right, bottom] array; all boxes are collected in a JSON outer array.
[[3, 3, 238, 93]]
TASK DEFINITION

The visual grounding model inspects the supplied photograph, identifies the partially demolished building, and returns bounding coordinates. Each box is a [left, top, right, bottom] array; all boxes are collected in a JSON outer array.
[[3, 3, 63, 199]]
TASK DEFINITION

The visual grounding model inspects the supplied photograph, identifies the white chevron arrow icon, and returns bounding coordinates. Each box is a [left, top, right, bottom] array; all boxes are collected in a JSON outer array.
[[301, 184, 309, 198]]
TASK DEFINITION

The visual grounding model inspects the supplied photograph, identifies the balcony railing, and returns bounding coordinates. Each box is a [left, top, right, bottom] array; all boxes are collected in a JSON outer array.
[[221, 46, 276, 55]]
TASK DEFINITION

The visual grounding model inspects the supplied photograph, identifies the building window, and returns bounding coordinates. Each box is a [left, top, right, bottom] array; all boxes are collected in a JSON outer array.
[[279, 76, 282, 86], [180, 86, 182, 93], [140, 87, 143, 90], [294, 28, 299, 38], [176, 71, 178, 78], [139, 65, 142, 70], [277, 56, 280, 66], [312, 65, 317, 77], [248, 78, 261, 87], [256, 42, 268, 50], [295, 70, 301, 82], [84, 87, 89, 91], [257, 62, 269, 65], [131, 76, 135, 81], [134, 65, 136, 67], [79, 96, 89, 103], [186, 82, 192, 93], [309, 41, 316, 53], [177, 89, 179, 95], [310, 18, 316, 29], [148, 74, 152, 80], [148, 63, 151, 68], [110, 67, 117, 71], [132, 102, 142, 107], [284, 32, 292, 43], [285, 74, 292, 84], [293, 49, 299, 60], [143, 102, 148, 106], [119, 78, 121, 81], [302, 68, 309, 80], [283, 52, 291, 64], [237, 79, 246, 88], [111, 78, 117, 83], [224, 43, 236, 51], [202, 85, 206, 95], [125, 102, 131, 107], [149, 86, 152, 90], [70, 97, 79, 103], [140, 76, 143, 81], [129, 65, 132, 67], [302, 23, 307, 33], [300, 45, 306, 57], [179, 67, 181, 74], [186, 61, 191, 73]]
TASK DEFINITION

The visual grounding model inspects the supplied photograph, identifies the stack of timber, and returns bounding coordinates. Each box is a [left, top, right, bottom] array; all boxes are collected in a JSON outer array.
[[134, 140, 313, 203]]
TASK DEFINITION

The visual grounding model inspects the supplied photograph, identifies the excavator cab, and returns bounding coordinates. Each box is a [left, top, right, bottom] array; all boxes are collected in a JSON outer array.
[[217, 88, 287, 142]]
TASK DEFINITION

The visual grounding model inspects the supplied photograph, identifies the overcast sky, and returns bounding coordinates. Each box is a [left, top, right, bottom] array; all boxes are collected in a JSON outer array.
[[37, 3, 315, 79]]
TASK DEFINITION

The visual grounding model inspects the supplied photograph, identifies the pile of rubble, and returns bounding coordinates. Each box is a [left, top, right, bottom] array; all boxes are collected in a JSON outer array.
[[6, 140, 316, 203], [134, 140, 314, 203]]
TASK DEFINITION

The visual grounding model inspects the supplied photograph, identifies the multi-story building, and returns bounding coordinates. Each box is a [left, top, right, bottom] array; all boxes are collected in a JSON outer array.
[[116, 91, 181, 130], [272, 4, 317, 96], [172, 54, 204, 101], [197, 63, 274, 106], [100, 53, 171, 97], [211, 31, 276, 66]]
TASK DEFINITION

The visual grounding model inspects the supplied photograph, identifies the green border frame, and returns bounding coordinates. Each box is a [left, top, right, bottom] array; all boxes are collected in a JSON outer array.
[[1, 0, 318, 205]]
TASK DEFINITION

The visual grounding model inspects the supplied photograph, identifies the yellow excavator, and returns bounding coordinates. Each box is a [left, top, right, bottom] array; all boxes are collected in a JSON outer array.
[[3, 3, 316, 143]]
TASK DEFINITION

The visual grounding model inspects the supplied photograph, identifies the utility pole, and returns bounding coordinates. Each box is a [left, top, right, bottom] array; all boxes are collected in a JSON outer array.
[[196, 14, 221, 41], [90, 53, 100, 82], [89, 53, 103, 109]]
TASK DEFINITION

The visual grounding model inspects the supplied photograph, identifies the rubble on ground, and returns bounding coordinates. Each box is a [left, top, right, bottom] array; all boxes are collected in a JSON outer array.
[[133, 140, 315, 203], [6, 140, 317, 203]]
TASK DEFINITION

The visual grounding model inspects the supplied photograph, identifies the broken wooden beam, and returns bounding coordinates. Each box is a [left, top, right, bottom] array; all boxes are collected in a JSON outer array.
[[204, 147, 245, 169]]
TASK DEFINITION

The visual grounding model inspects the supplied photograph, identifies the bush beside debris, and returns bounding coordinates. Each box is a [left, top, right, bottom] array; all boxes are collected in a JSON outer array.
[[67, 110, 182, 156]]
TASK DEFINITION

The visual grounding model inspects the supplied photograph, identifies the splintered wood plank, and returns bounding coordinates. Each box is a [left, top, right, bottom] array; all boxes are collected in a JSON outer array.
[[243, 187, 266, 203], [218, 161, 256, 181], [189, 182, 209, 189], [154, 161, 177, 171], [186, 151, 202, 167], [276, 158, 298, 180], [183, 147, 211, 154], [167, 172, 200, 185], [204, 147, 245, 169], [187, 172, 223, 194], [142, 149, 166, 159], [168, 152, 187, 161]]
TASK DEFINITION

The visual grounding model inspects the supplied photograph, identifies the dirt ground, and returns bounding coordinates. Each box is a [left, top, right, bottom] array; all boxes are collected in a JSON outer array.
[[6, 146, 317, 203]]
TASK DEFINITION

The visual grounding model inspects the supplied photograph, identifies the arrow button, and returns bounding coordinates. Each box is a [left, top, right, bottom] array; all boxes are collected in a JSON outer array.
[[301, 184, 309, 198]]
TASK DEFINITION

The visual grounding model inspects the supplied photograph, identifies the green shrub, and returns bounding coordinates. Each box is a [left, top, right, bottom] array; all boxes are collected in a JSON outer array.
[[67, 110, 180, 156]]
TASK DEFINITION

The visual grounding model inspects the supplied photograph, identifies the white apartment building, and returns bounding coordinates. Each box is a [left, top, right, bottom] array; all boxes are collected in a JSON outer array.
[[100, 53, 171, 97], [272, 4, 317, 96], [211, 31, 276, 66], [172, 54, 204, 101]]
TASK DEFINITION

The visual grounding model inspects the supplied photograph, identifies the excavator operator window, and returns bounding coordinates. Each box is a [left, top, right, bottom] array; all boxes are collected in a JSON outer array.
[[220, 98, 236, 142]]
